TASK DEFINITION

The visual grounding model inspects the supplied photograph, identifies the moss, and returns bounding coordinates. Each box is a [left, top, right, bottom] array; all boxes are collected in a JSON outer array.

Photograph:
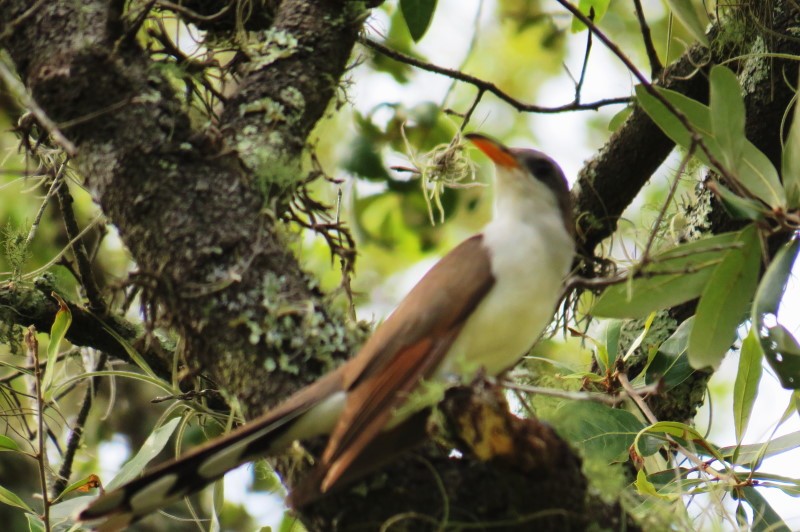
[[3, 222, 29, 279]]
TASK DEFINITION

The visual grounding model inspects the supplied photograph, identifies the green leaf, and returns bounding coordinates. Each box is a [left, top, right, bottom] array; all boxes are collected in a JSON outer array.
[[342, 132, 390, 181], [636, 84, 713, 151], [688, 225, 761, 369], [106, 417, 182, 490], [753, 240, 800, 320], [634, 469, 674, 499], [709, 181, 766, 221], [646, 317, 695, 390], [598, 320, 622, 372], [593, 231, 740, 319], [739, 141, 786, 209], [763, 325, 800, 389], [552, 401, 644, 462], [636, 85, 785, 208], [0, 483, 34, 513], [97, 320, 158, 380], [41, 293, 72, 399], [400, 0, 438, 42], [49, 495, 96, 519], [25, 514, 44, 532], [608, 106, 632, 131], [740, 486, 791, 532], [52, 473, 101, 503], [570, 0, 611, 32], [710, 66, 746, 170], [634, 421, 724, 463], [733, 329, 763, 442], [664, 0, 709, 45], [782, 74, 800, 207], [753, 239, 800, 389], [0, 435, 19, 452], [720, 430, 800, 465]]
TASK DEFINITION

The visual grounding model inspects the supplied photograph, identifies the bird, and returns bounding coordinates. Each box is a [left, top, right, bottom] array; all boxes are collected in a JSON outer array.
[[78, 133, 575, 530]]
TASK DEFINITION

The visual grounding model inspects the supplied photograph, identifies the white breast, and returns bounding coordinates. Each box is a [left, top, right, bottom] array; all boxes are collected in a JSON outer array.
[[436, 170, 574, 379]]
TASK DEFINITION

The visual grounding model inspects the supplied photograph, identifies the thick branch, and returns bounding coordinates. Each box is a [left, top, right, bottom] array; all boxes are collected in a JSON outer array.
[[0, 282, 172, 377]]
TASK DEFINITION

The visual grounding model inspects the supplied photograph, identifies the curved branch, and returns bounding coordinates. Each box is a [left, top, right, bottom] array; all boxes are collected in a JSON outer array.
[[362, 37, 632, 114]]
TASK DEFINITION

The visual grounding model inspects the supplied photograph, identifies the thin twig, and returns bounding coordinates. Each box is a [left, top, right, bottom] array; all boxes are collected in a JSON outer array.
[[23, 168, 64, 251], [25, 326, 51, 532], [441, 0, 484, 108], [56, 178, 107, 314], [617, 371, 733, 484], [554, 0, 744, 194], [361, 37, 631, 114], [632, 0, 663, 78], [52, 351, 108, 497], [0, 63, 77, 157], [499, 379, 624, 405], [571, 7, 594, 102], [640, 141, 695, 263]]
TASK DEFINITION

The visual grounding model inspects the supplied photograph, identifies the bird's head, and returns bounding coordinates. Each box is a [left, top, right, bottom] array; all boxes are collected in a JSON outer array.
[[465, 133, 572, 234]]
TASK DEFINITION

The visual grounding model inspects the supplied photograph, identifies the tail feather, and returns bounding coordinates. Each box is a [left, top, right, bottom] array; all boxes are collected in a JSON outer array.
[[79, 369, 345, 528]]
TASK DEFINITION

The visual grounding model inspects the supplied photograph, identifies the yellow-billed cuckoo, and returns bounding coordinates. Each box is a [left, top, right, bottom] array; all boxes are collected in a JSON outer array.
[[78, 134, 575, 530]]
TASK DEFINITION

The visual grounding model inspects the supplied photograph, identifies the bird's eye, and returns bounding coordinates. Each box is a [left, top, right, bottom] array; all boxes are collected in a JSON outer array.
[[527, 160, 553, 179]]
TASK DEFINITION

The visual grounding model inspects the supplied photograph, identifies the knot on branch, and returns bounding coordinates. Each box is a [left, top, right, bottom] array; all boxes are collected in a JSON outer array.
[[436, 379, 579, 476]]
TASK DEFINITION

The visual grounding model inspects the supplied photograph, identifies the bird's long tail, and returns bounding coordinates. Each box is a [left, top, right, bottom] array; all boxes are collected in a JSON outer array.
[[78, 370, 345, 531]]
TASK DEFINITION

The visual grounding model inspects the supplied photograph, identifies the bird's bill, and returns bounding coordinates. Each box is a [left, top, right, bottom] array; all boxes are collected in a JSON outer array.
[[465, 133, 520, 169]]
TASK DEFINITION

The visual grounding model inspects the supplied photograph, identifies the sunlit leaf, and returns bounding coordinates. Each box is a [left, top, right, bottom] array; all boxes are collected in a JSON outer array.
[[710, 66, 746, 170], [733, 330, 763, 442], [553, 401, 644, 462], [593, 232, 739, 319], [634, 469, 676, 500], [42, 292, 72, 398], [664, 0, 709, 45], [688, 224, 761, 369], [633, 421, 724, 463], [106, 417, 181, 490], [571, 0, 611, 32], [0, 435, 19, 452], [400, 0, 438, 42]]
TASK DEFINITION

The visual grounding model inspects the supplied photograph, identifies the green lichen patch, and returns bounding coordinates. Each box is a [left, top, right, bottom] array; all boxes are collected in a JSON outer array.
[[244, 29, 301, 71]]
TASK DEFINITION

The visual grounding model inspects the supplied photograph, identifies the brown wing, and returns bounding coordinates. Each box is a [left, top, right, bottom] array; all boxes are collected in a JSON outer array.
[[318, 234, 495, 491]]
